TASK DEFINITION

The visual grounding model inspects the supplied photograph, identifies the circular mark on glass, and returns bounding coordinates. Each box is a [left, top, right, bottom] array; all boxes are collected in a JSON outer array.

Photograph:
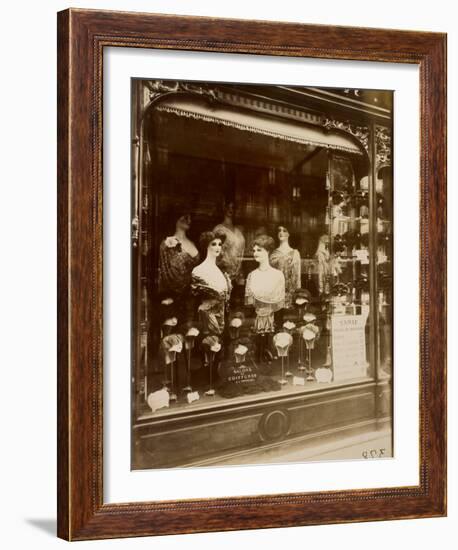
[[259, 409, 290, 441]]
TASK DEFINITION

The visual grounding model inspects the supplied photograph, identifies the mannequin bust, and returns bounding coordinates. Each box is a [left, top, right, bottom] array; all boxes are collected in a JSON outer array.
[[330, 193, 350, 235], [245, 235, 285, 334], [191, 231, 231, 336], [315, 234, 330, 295], [214, 201, 245, 281], [269, 225, 301, 309], [158, 212, 199, 297], [314, 233, 343, 295], [158, 212, 200, 328]]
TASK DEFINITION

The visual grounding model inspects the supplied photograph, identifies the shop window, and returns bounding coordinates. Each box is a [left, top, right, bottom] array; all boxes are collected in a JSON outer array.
[[130, 81, 393, 469]]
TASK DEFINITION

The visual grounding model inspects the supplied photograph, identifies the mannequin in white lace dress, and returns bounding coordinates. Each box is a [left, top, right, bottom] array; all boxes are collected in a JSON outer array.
[[245, 235, 285, 363]]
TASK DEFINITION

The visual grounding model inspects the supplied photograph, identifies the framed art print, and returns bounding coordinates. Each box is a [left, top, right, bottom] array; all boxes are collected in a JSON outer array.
[[57, 9, 446, 540]]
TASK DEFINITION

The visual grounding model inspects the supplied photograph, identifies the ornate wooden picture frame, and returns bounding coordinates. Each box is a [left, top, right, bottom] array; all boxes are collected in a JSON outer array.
[[57, 8, 446, 541]]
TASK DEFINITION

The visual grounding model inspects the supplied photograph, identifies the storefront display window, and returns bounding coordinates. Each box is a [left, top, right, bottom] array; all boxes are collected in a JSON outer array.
[[131, 80, 393, 469]]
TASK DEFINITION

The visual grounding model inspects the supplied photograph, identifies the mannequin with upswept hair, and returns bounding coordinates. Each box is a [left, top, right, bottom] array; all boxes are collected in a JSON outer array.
[[213, 200, 245, 282], [191, 230, 232, 337], [158, 210, 200, 330], [314, 234, 342, 295], [245, 235, 285, 363], [270, 224, 301, 310], [158, 210, 199, 297]]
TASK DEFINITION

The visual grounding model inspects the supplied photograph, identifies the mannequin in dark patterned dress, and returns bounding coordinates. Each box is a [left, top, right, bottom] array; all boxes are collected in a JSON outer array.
[[158, 213, 199, 324], [191, 231, 232, 337]]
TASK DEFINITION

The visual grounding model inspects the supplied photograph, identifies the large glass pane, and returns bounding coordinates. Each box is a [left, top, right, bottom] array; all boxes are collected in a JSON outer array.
[[326, 155, 373, 382], [376, 163, 393, 377], [131, 80, 393, 469]]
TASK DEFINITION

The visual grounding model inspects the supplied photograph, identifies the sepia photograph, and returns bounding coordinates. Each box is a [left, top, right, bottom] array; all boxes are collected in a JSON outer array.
[[130, 79, 393, 470]]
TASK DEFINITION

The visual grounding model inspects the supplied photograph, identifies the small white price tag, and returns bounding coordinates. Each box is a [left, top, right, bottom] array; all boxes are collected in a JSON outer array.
[[354, 249, 369, 264], [292, 376, 305, 386], [187, 391, 200, 404]]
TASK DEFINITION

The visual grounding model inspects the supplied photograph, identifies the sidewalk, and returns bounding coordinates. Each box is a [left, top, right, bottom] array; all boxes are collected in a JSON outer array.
[[186, 425, 392, 467]]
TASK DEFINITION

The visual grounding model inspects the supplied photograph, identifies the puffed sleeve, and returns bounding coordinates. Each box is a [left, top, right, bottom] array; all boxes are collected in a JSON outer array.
[[158, 240, 184, 294], [158, 240, 173, 293], [244, 271, 254, 306], [279, 270, 286, 302], [223, 272, 233, 298], [269, 270, 285, 313]]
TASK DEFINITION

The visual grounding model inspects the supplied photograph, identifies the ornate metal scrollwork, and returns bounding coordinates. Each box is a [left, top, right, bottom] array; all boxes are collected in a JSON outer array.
[[147, 80, 218, 104], [375, 125, 391, 170], [323, 118, 392, 170], [322, 117, 370, 153]]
